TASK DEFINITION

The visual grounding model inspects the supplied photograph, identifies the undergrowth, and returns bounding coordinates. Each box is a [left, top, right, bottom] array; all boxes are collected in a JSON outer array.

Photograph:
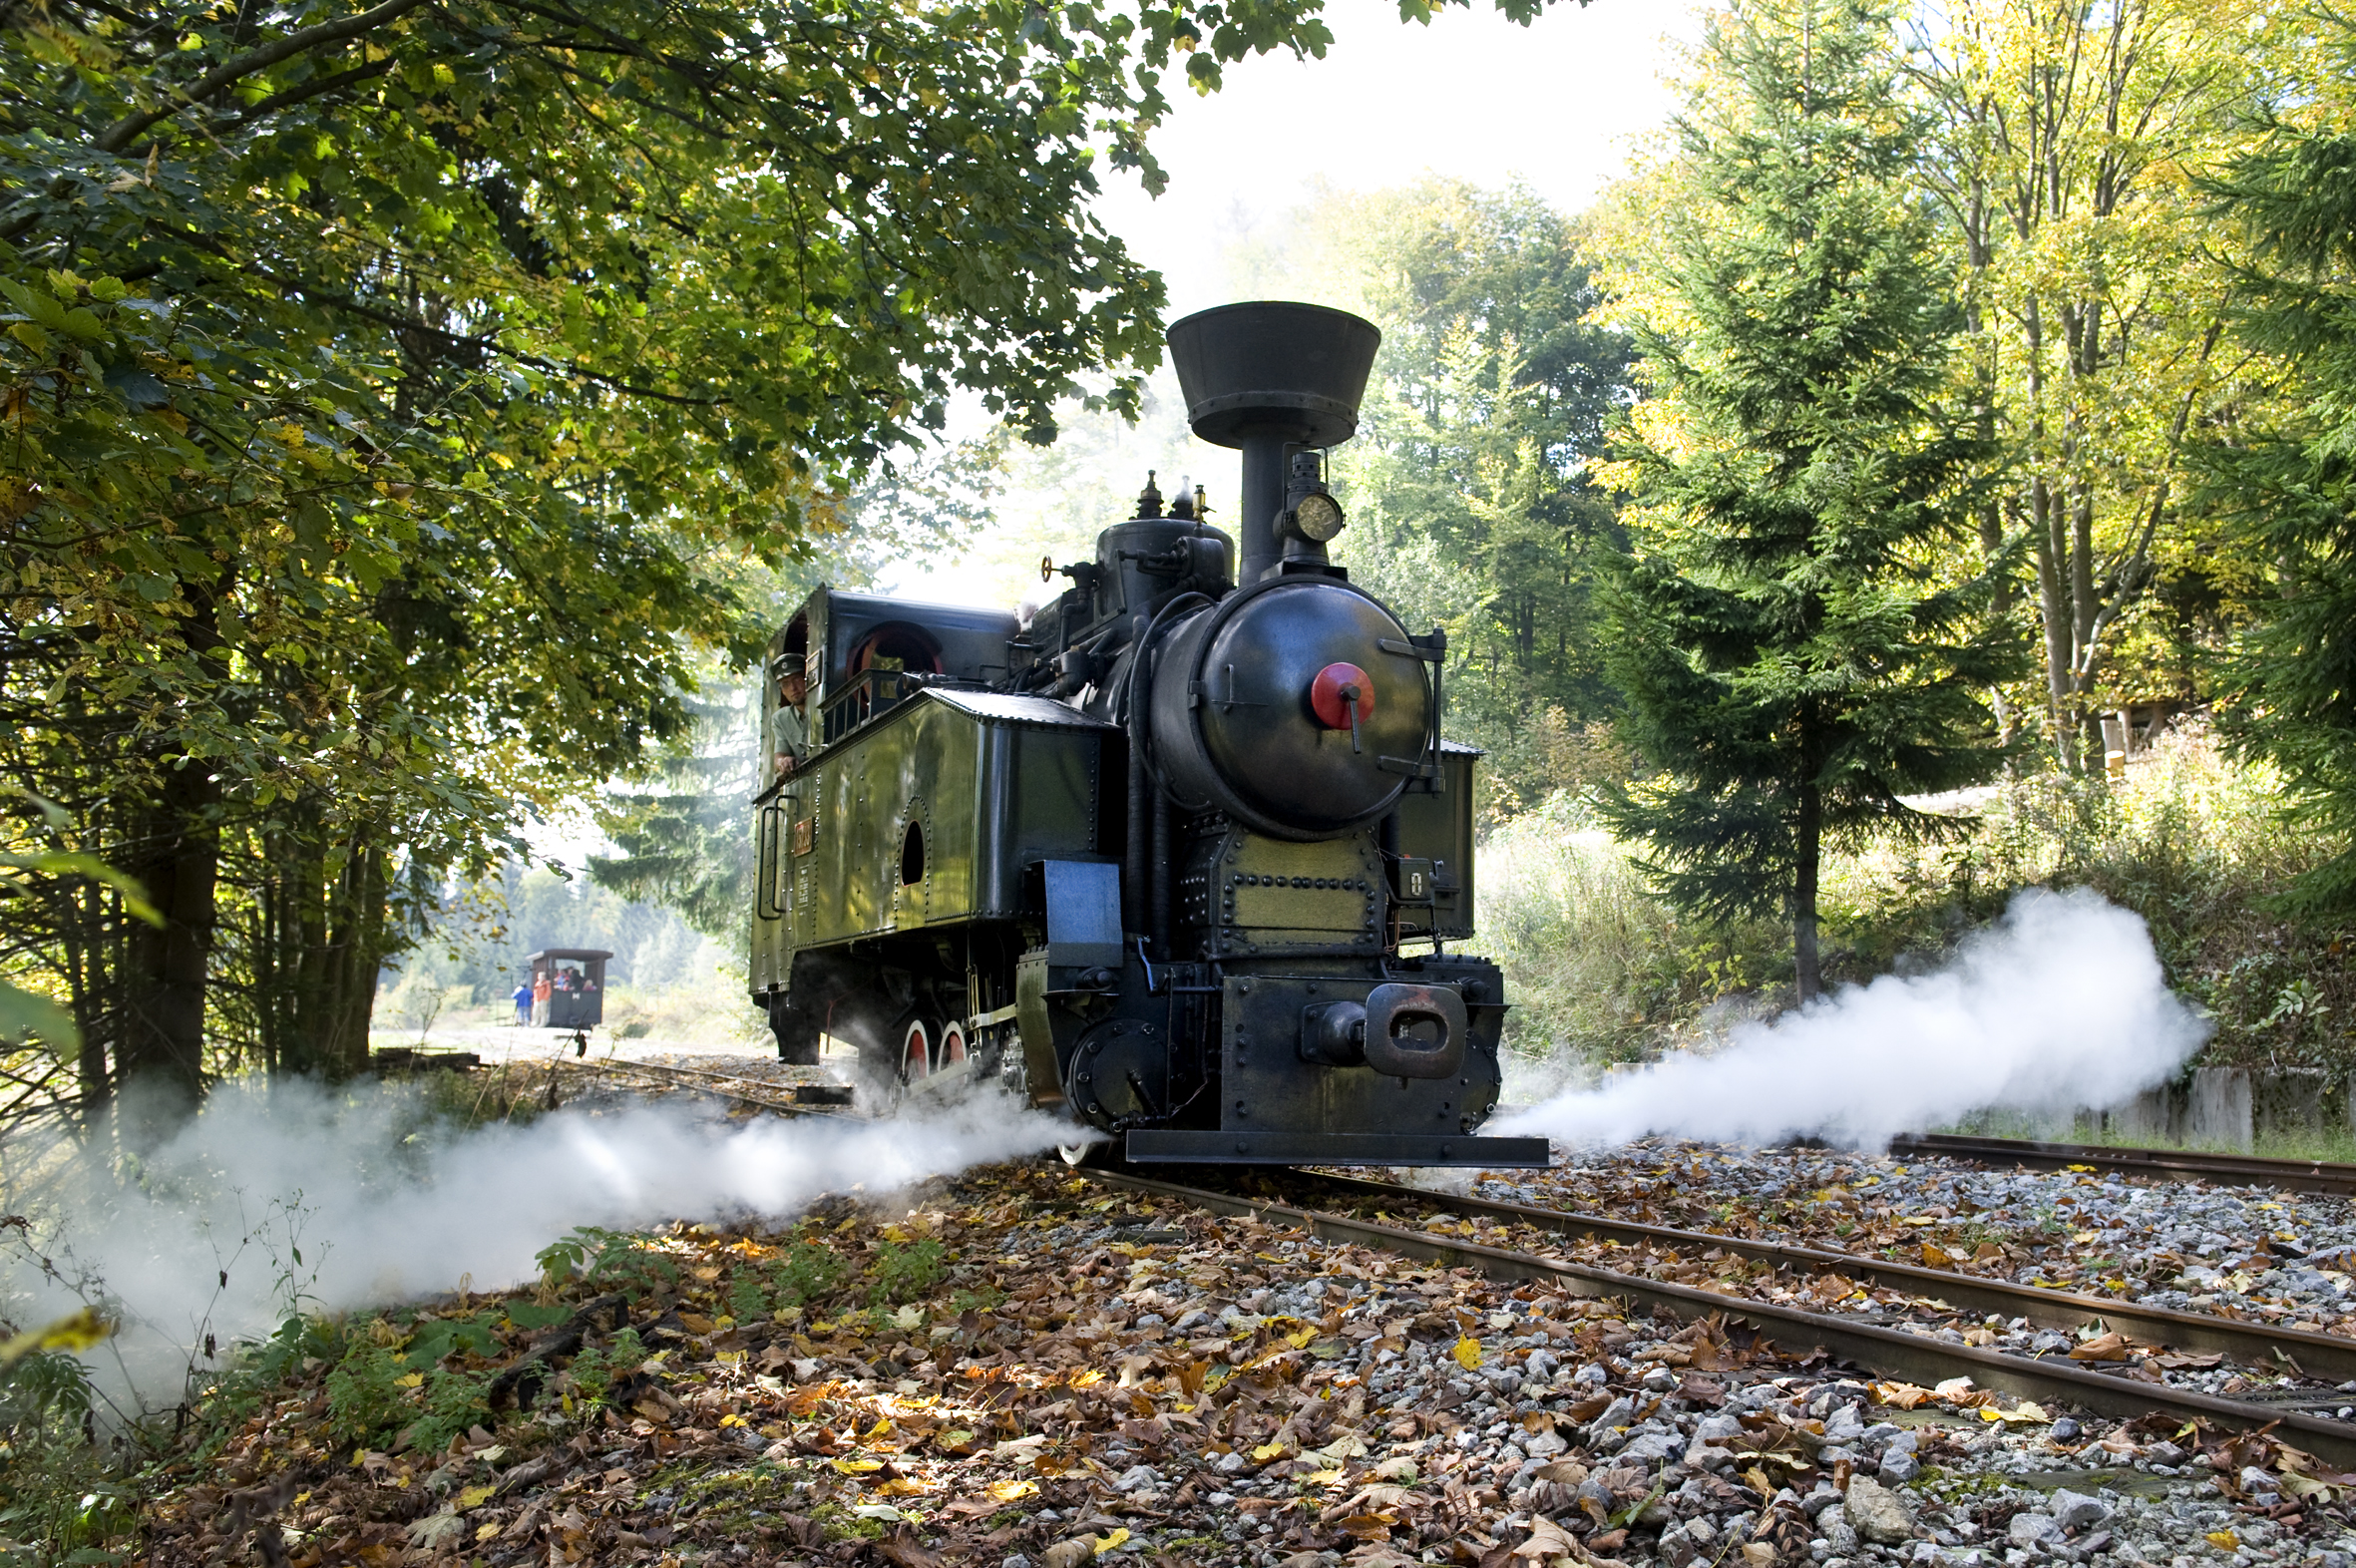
[[1486, 723, 2354, 1077], [0, 1205, 956, 1567]]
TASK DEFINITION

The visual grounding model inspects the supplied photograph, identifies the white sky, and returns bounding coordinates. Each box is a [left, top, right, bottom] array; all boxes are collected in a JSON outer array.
[[1095, 0, 1702, 318]]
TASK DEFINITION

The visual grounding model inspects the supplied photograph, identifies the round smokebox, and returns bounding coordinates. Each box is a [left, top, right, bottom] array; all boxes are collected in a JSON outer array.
[[1166, 301, 1381, 449]]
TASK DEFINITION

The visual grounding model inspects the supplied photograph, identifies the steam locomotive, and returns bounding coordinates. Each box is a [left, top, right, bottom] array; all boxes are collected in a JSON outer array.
[[746, 302, 1546, 1168]]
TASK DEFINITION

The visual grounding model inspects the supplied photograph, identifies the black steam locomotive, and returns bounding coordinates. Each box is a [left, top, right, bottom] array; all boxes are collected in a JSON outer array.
[[747, 302, 1544, 1167]]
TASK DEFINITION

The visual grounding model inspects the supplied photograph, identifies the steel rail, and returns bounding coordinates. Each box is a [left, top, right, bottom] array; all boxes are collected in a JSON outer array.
[[1887, 1134, 2356, 1199], [1284, 1169, 2356, 1383], [1081, 1167, 2356, 1469]]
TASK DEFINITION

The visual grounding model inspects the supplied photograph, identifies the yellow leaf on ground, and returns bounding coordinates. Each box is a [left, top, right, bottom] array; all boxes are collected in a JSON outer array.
[[1067, 1369, 1104, 1387], [1977, 1402, 2051, 1424], [2207, 1532, 2239, 1551], [456, 1486, 494, 1511], [988, 1479, 1039, 1503], [1252, 1440, 1292, 1461], [1304, 1467, 1346, 1485], [474, 1522, 501, 1542], [393, 1372, 424, 1389], [1090, 1528, 1130, 1555], [831, 1457, 884, 1474], [1453, 1336, 1483, 1371]]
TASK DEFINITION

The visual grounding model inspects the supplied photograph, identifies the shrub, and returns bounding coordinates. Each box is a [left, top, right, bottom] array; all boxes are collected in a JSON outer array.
[[868, 1239, 945, 1306], [324, 1338, 405, 1449], [770, 1241, 848, 1309]]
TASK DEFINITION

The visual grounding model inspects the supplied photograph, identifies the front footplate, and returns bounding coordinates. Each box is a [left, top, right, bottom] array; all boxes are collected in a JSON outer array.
[[1123, 1130, 1551, 1167]]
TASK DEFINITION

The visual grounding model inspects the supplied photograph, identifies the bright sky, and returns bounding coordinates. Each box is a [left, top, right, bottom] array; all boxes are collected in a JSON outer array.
[[1096, 0, 1703, 319]]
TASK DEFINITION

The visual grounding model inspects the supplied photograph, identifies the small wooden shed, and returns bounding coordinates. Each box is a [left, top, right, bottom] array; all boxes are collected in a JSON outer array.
[[527, 949, 613, 1029]]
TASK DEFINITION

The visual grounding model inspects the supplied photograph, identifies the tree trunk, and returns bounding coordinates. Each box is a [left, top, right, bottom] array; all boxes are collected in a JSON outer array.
[[117, 761, 220, 1128], [1792, 780, 1823, 1004]]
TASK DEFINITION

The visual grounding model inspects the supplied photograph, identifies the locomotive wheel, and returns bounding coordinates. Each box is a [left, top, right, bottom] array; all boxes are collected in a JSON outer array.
[[935, 1019, 968, 1068], [898, 1016, 933, 1084], [1056, 1139, 1113, 1168]]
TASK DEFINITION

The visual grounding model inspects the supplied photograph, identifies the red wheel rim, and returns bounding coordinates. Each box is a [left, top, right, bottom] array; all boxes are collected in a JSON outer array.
[[900, 1019, 931, 1081], [938, 1023, 967, 1065]]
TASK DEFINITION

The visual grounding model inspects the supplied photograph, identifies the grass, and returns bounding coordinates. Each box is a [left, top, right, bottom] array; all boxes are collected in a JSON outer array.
[[1481, 722, 2355, 1081]]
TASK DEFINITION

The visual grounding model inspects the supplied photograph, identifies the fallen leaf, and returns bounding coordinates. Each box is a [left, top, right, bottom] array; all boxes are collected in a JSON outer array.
[[2207, 1532, 2239, 1551], [1514, 1517, 1579, 1559], [2070, 1332, 2132, 1363], [1453, 1336, 1484, 1371], [456, 1485, 494, 1511], [988, 1480, 1039, 1502], [831, 1457, 884, 1474]]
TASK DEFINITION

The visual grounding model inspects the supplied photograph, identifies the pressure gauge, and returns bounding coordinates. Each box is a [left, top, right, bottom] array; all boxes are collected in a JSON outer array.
[[1293, 492, 1346, 543]]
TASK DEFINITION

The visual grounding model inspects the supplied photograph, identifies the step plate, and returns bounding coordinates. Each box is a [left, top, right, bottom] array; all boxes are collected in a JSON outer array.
[[1123, 1130, 1552, 1167]]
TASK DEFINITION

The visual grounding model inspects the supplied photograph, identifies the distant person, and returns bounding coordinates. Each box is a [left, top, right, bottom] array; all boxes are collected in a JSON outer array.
[[512, 980, 531, 1024]]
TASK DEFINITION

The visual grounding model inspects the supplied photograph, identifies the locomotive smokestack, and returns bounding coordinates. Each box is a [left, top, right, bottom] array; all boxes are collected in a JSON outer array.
[[1166, 301, 1380, 585]]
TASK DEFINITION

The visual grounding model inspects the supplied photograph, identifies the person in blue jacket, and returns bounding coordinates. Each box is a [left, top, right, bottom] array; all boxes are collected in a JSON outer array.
[[512, 980, 533, 1025]]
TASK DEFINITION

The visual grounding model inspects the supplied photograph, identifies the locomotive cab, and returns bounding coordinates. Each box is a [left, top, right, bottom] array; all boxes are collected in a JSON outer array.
[[745, 301, 1546, 1169]]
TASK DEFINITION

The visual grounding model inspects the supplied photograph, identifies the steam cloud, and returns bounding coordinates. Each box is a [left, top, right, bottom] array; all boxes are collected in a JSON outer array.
[[1496, 888, 2209, 1150], [4, 1081, 1080, 1411]]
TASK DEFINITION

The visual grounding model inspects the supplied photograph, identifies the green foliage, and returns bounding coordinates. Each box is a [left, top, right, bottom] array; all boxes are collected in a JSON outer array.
[[407, 1369, 493, 1455], [503, 1303, 573, 1334], [564, 1328, 645, 1408], [324, 1338, 406, 1449], [1480, 797, 1785, 1063], [397, 1311, 502, 1372], [867, 1240, 946, 1307], [770, 1241, 851, 1310], [1594, 0, 2015, 996], [726, 1275, 772, 1325], [2199, 106, 2356, 920], [535, 1227, 675, 1298]]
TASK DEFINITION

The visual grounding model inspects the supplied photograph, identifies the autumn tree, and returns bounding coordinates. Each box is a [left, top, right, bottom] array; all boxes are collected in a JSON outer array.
[[1594, 0, 2018, 1000], [1904, 0, 2272, 767]]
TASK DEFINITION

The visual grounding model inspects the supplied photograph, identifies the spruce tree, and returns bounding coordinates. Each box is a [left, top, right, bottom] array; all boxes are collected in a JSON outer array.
[[1595, 0, 2017, 1000], [2203, 118, 2356, 921]]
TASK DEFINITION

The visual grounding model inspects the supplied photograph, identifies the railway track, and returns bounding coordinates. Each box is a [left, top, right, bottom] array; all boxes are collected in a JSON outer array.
[[1079, 1165, 2356, 1468], [578, 1064, 2356, 1465], [1887, 1132, 2356, 1199], [1287, 1168, 2356, 1383]]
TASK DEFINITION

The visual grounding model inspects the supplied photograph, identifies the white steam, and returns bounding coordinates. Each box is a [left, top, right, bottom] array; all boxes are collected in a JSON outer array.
[[1497, 888, 2208, 1150], [4, 1082, 1078, 1412]]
